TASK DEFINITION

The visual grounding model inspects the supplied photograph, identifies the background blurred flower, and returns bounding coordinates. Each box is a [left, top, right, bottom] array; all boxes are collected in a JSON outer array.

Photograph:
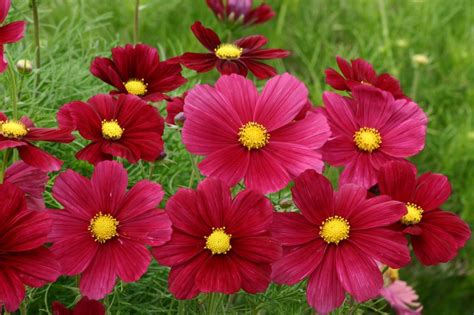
[[165, 92, 187, 126], [380, 280, 423, 315], [0, 0, 26, 73], [206, 0, 275, 26], [52, 297, 105, 315]]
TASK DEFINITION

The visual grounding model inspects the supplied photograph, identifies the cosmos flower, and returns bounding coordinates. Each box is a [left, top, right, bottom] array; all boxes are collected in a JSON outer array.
[[63, 93, 164, 165], [380, 280, 423, 315], [378, 161, 471, 265], [174, 21, 289, 79], [325, 56, 408, 100], [321, 85, 427, 189], [152, 177, 281, 298], [206, 0, 275, 26], [90, 44, 186, 102], [0, 0, 26, 73], [4, 161, 48, 210], [49, 161, 172, 299], [165, 92, 187, 125], [272, 170, 410, 314], [182, 73, 331, 194], [52, 297, 105, 315], [0, 112, 74, 171], [0, 183, 60, 312]]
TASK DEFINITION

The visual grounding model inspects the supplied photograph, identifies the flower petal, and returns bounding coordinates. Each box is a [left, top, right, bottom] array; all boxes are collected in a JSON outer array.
[[414, 172, 451, 211], [195, 255, 241, 294], [80, 245, 117, 300], [378, 160, 417, 203], [17, 144, 63, 172], [91, 161, 128, 216]]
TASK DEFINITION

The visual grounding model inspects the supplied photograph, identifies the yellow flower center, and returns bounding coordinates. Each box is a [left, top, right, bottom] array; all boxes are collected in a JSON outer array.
[[214, 43, 243, 60], [124, 79, 148, 96], [101, 119, 124, 140], [238, 122, 270, 150], [88, 212, 119, 243], [401, 202, 423, 225], [353, 127, 382, 152], [320, 216, 350, 245], [0, 120, 29, 138], [204, 227, 232, 255]]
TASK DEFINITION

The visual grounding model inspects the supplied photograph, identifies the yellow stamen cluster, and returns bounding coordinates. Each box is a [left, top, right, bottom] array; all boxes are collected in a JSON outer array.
[[401, 202, 423, 225], [214, 43, 243, 60], [0, 120, 29, 138], [238, 121, 270, 150], [101, 119, 124, 140], [354, 127, 382, 152], [124, 79, 148, 96], [204, 227, 232, 255], [320, 215, 350, 245], [88, 212, 119, 243]]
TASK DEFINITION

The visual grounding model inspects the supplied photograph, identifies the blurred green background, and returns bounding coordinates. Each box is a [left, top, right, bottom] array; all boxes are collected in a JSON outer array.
[[2, 0, 473, 314]]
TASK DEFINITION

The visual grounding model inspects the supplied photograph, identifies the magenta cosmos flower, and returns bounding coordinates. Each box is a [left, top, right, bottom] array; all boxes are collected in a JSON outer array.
[[49, 161, 172, 299], [175, 21, 289, 79], [52, 297, 105, 315], [64, 94, 164, 165], [0, 183, 60, 312], [90, 44, 186, 102], [0, 112, 74, 171], [0, 0, 26, 73], [325, 56, 408, 100], [272, 170, 410, 314], [378, 161, 471, 265], [182, 73, 331, 194], [152, 177, 281, 298], [206, 0, 275, 26], [321, 85, 427, 189]]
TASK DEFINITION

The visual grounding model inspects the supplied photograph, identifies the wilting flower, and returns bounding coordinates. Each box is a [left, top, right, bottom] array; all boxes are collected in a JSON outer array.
[[52, 297, 105, 315], [49, 161, 172, 299], [90, 44, 186, 101], [0, 112, 74, 171], [174, 21, 289, 79], [0, 183, 60, 312], [378, 161, 471, 265], [321, 85, 427, 189], [165, 92, 187, 125], [380, 280, 423, 315], [152, 177, 281, 298], [325, 56, 408, 99], [206, 0, 275, 26], [4, 161, 48, 210], [0, 0, 26, 73], [63, 94, 164, 165], [272, 170, 410, 314], [182, 73, 330, 194]]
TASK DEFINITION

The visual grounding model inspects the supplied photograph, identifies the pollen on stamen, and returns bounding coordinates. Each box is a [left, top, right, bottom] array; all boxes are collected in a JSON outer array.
[[101, 119, 124, 140], [401, 202, 424, 225], [88, 212, 119, 243], [353, 127, 382, 152], [204, 227, 232, 255], [238, 121, 270, 150], [319, 215, 350, 245], [0, 120, 29, 139], [124, 78, 148, 96], [214, 43, 243, 60]]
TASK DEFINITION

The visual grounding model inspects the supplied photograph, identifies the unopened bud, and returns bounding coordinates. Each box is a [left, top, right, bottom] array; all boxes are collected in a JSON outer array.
[[279, 198, 293, 209], [16, 59, 33, 74], [174, 112, 185, 126], [412, 54, 430, 65]]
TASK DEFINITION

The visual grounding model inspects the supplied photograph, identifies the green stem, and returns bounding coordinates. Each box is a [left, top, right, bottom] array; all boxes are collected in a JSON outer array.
[[31, 0, 41, 86], [6, 64, 18, 119], [187, 153, 200, 188], [377, 0, 395, 73], [19, 302, 27, 315], [134, 0, 140, 44], [177, 300, 186, 315], [411, 66, 420, 99], [205, 293, 223, 315], [0, 149, 13, 184]]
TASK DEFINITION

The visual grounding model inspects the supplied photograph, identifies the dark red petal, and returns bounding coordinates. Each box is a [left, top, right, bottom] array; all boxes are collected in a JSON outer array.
[[216, 59, 248, 77], [120, 210, 171, 246], [91, 161, 128, 216], [17, 144, 62, 172], [351, 58, 377, 83], [349, 196, 405, 230], [110, 239, 150, 283], [243, 59, 277, 79], [414, 172, 451, 211], [52, 301, 70, 315], [0, 268, 25, 312], [353, 85, 395, 129], [168, 252, 208, 299], [89, 57, 124, 91], [336, 55, 353, 79], [196, 177, 231, 228], [234, 35, 268, 50], [73, 297, 105, 315], [232, 235, 281, 263], [152, 230, 204, 267], [325, 67, 349, 90], [195, 255, 241, 294], [146, 61, 187, 95], [76, 142, 113, 165], [233, 256, 271, 294], [333, 183, 368, 218], [244, 149, 290, 194], [0, 0, 12, 24], [244, 48, 290, 59], [244, 4, 275, 25], [321, 91, 358, 136], [272, 212, 318, 246], [0, 138, 26, 150], [190, 21, 221, 51], [68, 101, 102, 141], [0, 181, 27, 224], [178, 52, 217, 73], [0, 21, 26, 44], [118, 180, 164, 220], [50, 234, 98, 275], [378, 160, 417, 202], [25, 128, 74, 143], [421, 210, 471, 250]]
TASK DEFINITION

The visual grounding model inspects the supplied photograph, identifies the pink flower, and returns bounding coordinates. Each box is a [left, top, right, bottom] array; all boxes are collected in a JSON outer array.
[[380, 280, 423, 315], [0, 0, 26, 73], [182, 73, 331, 194], [321, 85, 427, 189]]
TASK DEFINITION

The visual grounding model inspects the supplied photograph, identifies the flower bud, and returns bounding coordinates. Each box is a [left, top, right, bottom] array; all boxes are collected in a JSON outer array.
[[16, 59, 33, 74], [279, 198, 293, 209], [174, 112, 185, 127], [412, 54, 430, 65]]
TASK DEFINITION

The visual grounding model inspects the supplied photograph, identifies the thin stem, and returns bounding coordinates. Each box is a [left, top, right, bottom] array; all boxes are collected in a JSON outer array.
[[31, 0, 41, 86], [6, 64, 18, 119], [204, 293, 223, 315], [0, 149, 13, 184], [134, 0, 140, 44], [177, 300, 186, 315], [19, 302, 27, 315], [377, 0, 395, 73], [411, 66, 420, 99]]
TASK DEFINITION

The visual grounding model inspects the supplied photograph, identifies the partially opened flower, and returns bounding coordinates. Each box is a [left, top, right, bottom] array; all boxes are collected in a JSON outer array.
[[4, 161, 48, 210], [378, 161, 471, 265], [165, 92, 187, 125], [321, 85, 427, 189], [52, 297, 105, 315], [0, 112, 74, 171], [182, 73, 330, 193], [0, 183, 60, 312], [0, 0, 26, 73], [49, 161, 172, 299], [174, 21, 289, 79], [206, 0, 275, 26], [152, 177, 281, 298], [90, 44, 186, 101], [380, 280, 423, 315], [64, 93, 164, 165], [272, 170, 410, 314], [325, 56, 408, 99]]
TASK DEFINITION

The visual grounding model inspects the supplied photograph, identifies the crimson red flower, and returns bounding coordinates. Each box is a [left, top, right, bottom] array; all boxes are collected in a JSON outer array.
[[0, 113, 74, 171], [182, 73, 330, 194], [325, 56, 408, 99], [0, 183, 60, 312], [206, 0, 275, 26], [272, 170, 410, 314], [175, 21, 289, 79], [52, 297, 105, 315], [4, 161, 48, 210], [49, 161, 172, 299], [90, 44, 186, 102], [152, 177, 281, 298], [64, 94, 164, 165], [321, 85, 427, 189], [378, 161, 471, 265], [0, 0, 26, 73], [165, 92, 187, 125]]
